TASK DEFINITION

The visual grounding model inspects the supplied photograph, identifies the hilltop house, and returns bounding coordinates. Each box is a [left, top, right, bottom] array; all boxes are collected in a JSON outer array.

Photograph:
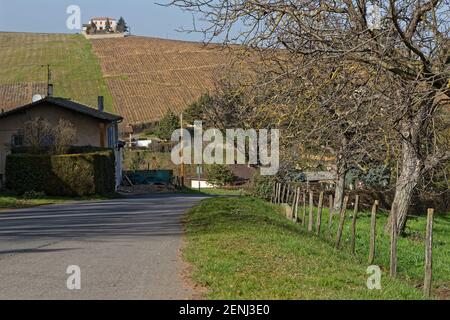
[[0, 96, 124, 189], [84, 17, 117, 33], [82, 17, 127, 39]]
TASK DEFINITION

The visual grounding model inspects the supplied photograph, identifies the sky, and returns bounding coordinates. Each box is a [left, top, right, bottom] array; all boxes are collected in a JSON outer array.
[[0, 0, 209, 41]]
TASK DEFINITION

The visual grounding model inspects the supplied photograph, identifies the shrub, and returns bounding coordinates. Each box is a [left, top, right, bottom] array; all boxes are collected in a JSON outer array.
[[52, 119, 77, 155], [156, 111, 179, 141], [11, 145, 111, 155], [250, 171, 276, 201], [22, 190, 46, 199], [129, 151, 148, 171], [206, 164, 235, 186], [5, 151, 115, 196]]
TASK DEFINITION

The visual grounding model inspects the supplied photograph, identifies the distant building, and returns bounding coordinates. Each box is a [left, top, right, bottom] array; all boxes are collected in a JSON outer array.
[[84, 17, 117, 33], [82, 17, 127, 39], [304, 171, 337, 183], [93, 17, 117, 31]]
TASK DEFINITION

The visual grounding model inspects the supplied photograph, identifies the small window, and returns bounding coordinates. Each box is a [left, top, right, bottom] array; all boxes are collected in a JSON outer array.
[[107, 125, 116, 148], [11, 134, 24, 147]]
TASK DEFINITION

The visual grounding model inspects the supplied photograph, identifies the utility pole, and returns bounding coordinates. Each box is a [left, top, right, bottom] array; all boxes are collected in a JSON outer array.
[[180, 113, 185, 186], [44, 64, 52, 96]]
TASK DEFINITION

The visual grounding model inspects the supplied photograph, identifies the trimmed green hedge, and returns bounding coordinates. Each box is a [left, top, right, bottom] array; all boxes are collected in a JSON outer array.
[[11, 146, 111, 155], [5, 151, 115, 196]]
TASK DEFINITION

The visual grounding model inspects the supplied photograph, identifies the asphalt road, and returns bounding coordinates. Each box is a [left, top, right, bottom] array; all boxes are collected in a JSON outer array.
[[0, 194, 207, 300]]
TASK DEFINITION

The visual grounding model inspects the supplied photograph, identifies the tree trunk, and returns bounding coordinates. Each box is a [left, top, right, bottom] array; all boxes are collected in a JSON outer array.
[[333, 169, 346, 213], [387, 116, 423, 234], [333, 135, 349, 214]]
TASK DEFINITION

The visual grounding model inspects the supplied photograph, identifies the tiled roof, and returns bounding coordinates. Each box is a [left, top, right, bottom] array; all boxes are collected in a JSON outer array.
[[0, 97, 123, 122], [304, 171, 337, 182], [91, 17, 116, 21]]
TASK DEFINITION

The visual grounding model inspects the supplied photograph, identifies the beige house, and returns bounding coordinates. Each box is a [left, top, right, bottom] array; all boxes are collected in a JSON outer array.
[[82, 17, 117, 34], [0, 96, 123, 188], [90, 17, 117, 31]]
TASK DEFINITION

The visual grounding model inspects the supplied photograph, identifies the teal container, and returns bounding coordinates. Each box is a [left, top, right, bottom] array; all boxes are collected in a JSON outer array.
[[125, 170, 173, 185]]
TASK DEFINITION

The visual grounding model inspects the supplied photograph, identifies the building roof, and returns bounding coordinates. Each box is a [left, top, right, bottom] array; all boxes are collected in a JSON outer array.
[[0, 97, 123, 122], [91, 17, 116, 21], [304, 171, 337, 182]]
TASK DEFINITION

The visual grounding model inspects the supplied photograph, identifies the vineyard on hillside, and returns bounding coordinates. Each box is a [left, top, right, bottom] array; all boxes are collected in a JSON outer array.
[[0, 32, 114, 112], [91, 36, 232, 125]]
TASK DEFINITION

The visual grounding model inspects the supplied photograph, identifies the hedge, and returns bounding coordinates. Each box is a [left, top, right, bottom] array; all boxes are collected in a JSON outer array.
[[250, 172, 276, 201], [11, 145, 111, 155], [5, 151, 115, 196]]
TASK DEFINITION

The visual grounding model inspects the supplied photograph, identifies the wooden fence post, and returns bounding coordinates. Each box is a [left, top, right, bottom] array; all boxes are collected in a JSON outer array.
[[277, 183, 281, 204], [316, 191, 324, 236], [424, 208, 434, 298], [308, 192, 314, 232], [279, 184, 283, 204], [274, 183, 278, 204], [271, 183, 276, 203], [328, 195, 334, 237], [286, 185, 291, 204], [302, 191, 307, 226], [351, 195, 359, 255], [368, 200, 378, 264], [335, 195, 349, 249], [390, 203, 398, 277], [291, 188, 298, 222], [277, 184, 281, 204], [281, 185, 286, 204], [294, 187, 300, 223]]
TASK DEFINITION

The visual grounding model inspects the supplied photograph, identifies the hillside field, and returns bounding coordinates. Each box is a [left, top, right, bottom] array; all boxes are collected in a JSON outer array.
[[0, 32, 114, 112], [0, 32, 232, 125], [91, 36, 230, 125]]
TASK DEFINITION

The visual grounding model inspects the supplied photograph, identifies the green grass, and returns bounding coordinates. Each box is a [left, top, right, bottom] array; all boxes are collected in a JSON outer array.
[[0, 195, 67, 209], [181, 187, 249, 196], [0, 32, 114, 112], [0, 193, 120, 210], [184, 197, 429, 299], [320, 204, 450, 295]]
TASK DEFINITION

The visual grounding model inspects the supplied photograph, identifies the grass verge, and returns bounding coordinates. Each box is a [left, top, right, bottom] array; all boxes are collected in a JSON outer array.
[[181, 187, 249, 196], [0, 192, 120, 210], [183, 196, 439, 299]]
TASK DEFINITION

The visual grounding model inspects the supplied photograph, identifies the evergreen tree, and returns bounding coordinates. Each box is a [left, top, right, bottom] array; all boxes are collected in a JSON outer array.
[[116, 17, 129, 33], [105, 18, 111, 32], [89, 21, 97, 34], [156, 111, 179, 141]]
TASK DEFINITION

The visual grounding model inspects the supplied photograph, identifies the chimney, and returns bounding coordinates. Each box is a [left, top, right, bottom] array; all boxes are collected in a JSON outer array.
[[47, 84, 54, 97], [98, 96, 104, 112]]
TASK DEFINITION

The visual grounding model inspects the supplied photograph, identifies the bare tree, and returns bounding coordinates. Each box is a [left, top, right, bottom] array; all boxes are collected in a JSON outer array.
[[21, 118, 77, 155], [168, 0, 450, 233], [52, 119, 77, 155], [22, 117, 54, 153]]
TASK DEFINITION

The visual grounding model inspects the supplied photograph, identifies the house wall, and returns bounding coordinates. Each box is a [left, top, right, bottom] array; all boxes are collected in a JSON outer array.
[[91, 19, 117, 31], [0, 102, 112, 179]]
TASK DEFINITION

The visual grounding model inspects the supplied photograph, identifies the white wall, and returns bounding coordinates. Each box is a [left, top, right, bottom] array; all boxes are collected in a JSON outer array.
[[191, 180, 215, 189], [91, 19, 117, 31]]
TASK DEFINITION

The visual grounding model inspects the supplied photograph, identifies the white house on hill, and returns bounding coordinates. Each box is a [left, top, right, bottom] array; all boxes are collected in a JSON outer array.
[[82, 17, 125, 39], [89, 17, 117, 32]]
